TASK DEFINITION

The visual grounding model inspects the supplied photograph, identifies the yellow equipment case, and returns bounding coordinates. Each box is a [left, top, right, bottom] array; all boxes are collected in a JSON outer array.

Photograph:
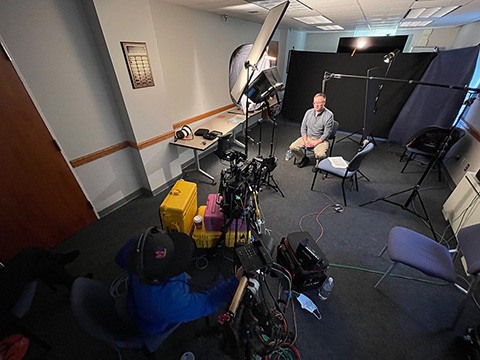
[[192, 206, 221, 248], [159, 179, 197, 234]]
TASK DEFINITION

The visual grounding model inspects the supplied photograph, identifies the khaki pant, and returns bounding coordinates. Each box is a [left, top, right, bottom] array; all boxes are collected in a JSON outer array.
[[289, 136, 329, 163]]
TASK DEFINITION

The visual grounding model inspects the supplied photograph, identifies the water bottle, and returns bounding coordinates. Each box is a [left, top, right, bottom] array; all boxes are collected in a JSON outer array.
[[285, 149, 293, 161], [318, 277, 333, 300]]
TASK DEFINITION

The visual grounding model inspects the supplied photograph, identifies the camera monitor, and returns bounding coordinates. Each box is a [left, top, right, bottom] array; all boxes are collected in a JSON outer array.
[[230, 1, 289, 104]]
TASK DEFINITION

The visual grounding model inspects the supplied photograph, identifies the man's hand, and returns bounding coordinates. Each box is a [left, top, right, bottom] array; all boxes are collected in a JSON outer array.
[[305, 139, 321, 148]]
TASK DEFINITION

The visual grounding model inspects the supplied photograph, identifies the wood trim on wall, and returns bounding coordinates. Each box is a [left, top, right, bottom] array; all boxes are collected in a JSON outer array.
[[70, 104, 237, 168], [172, 104, 236, 129], [70, 141, 131, 168]]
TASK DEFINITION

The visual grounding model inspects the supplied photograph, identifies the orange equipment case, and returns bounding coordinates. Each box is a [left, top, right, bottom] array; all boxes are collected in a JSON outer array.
[[159, 179, 197, 234]]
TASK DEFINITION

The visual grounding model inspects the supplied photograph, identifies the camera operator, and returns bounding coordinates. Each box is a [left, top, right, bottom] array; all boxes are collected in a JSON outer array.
[[115, 227, 244, 335]]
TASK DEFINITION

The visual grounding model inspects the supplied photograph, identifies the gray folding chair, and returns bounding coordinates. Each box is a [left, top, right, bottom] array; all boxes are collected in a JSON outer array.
[[375, 224, 480, 328], [311, 140, 375, 206]]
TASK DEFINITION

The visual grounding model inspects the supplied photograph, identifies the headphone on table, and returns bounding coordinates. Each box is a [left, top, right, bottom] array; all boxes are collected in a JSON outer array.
[[174, 125, 194, 141]]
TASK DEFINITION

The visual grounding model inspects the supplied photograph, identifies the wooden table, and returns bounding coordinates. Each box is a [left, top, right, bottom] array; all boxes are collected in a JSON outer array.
[[170, 111, 248, 183]]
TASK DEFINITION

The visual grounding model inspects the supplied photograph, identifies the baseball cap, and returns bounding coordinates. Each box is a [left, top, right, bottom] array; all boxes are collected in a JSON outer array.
[[128, 227, 195, 284]]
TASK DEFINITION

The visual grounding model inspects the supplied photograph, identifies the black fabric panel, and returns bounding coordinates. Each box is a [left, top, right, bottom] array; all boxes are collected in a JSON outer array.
[[282, 51, 436, 139], [388, 45, 480, 145], [370, 52, 437, 139]]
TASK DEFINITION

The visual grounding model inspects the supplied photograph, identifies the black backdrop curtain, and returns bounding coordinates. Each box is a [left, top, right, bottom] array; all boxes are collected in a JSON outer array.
[[388, 45, 480, 145], [282, 51, 436, 138]]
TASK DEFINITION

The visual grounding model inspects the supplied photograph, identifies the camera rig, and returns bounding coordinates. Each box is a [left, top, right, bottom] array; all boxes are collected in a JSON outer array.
[[218, 260, 300, 360]]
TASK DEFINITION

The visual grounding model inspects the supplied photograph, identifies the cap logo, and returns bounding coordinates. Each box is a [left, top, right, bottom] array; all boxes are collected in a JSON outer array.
[[155, 247, 167, 259]]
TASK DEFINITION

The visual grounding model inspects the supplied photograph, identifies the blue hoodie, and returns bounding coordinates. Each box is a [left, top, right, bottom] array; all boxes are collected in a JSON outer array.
[[115, 238, 239, 335]]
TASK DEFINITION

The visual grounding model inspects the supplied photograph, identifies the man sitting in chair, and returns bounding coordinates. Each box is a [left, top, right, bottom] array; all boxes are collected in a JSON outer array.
[[115, 227, 243, 335], [289, 92, 334, 168]]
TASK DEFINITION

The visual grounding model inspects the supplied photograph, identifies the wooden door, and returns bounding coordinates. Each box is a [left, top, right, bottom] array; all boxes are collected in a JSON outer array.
[[0, 44, 97, 262]]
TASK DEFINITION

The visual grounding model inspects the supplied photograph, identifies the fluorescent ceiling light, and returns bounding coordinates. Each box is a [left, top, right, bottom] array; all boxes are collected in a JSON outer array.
[[317, 25, 344, 31], [405, 6, 459, 19], [400, 20, 433, 27], [247, 0, 311, 11], [294, 15, 332, 25]]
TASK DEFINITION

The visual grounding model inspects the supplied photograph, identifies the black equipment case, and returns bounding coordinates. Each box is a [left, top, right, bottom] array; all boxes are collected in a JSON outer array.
[[276, 231, 329, 292]]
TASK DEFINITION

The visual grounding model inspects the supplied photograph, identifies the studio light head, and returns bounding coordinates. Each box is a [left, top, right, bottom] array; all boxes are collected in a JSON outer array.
[[247, 67, 283, 104], [383, 49, 400, 64]]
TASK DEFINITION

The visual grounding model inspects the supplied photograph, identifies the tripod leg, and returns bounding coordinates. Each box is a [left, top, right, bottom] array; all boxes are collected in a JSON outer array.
[[405, 187, 438, 242], [359, 186, 415, 207], [266, 174, 285, 197], [337, 129, 362, 144]]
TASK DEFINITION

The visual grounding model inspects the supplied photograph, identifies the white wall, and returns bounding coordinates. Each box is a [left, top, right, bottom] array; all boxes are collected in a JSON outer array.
[[445, 94, 480, 184], [0, 0, 145, 214], [149, 1, 262, 122], [0, 0, 128, 159], [451, 21, 480, 49], [0, 0, 286, 215], [1, 0, 479, 215], [91, 0, 172, 142]]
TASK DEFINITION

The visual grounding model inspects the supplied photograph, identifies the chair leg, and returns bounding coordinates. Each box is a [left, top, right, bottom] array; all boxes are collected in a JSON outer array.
[[358, 170, 370, 182], [374, 263, 397, 288], [329, 139, 335, 157], [401, 153, 413, 173], [378, 243, 388, 257], [341, 178, 347, 206], [311, 170, 319, 191], [399, 148, 407, 162], [450, 274, 480, 328], [115, 347, 124, 360], [354, 173, 359, 191]]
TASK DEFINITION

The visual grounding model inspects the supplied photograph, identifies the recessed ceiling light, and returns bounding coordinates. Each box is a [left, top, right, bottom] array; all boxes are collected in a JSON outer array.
[[400, 20, 433, 27], [246, 0, 312, 11], [405, 6, 459, 19], [294, 15, 332, 25], [317, 24, 344, 31]]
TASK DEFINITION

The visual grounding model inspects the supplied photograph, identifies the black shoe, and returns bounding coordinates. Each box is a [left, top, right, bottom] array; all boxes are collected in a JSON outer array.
[[297, 156, 310, 168], [312, 166, 319, 173], [54, 250, 80, 265]]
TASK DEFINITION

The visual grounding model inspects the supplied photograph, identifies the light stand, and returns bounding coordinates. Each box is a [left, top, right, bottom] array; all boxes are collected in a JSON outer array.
[[258, 99, 285, 197], [338, 51, 397, 145], [324, 71, 480, 240], [360, 115, 460, 241], [336, 67, 380, 145], [244, 61, 254, 159]]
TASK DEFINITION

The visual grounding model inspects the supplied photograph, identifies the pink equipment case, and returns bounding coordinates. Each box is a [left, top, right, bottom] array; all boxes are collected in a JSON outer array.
[[204, 194, 224, 232]]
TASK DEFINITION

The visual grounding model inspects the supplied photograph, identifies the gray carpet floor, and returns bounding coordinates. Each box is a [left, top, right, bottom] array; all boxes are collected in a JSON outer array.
[[20, 119, 479, 360]]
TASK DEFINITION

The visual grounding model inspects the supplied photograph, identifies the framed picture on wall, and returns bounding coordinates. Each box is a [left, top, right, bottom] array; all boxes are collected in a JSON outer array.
[[121, 41, 155, 89]]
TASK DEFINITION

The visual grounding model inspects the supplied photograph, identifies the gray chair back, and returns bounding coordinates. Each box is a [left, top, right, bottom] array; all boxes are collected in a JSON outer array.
[[347, 141, 375, 173], [329, 120, 339, 140]]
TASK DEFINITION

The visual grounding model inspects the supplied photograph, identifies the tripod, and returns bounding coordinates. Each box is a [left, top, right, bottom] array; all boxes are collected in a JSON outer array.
[[360, 161, 439, 240], [359, 98, 475, 241], [324, 70, 479, 240], [256, 101, 285, 197]]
